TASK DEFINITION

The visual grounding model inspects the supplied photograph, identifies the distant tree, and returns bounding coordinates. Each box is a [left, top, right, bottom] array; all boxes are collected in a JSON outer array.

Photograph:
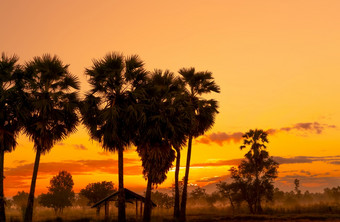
[[324, 186, 340, 204], [79, 181, 116, 215], [217, 182, 242, 214], [13, 191, 29, 216], [294, 179, 301, 196], [151, 191, 173, 209], [205, 191, 222, 208], [73, 193, 89, 210], [4, 197, 13, 209], [189, 187, 207, 203], [229, 129, 279, 214], [178, 67, 220, 221], [272, 187, 285, 205], [23, 54, 80, 222], [38, 171, 75, 214]]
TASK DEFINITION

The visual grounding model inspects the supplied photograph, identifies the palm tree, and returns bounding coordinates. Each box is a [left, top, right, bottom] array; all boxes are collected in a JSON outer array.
[[179, 67, 220, 221], [81, 52, 147, 222], [0, 53, 25, 222], [23, 54, 80, 222], [135, 70, 189, 222], [240, 129, 270, 214]]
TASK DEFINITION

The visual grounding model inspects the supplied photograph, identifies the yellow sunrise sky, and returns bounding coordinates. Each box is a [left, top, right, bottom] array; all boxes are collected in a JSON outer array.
[[1, 0, 340, 196]]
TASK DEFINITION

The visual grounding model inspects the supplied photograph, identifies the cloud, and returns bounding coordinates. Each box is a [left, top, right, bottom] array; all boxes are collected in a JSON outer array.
[[191, 159, 242, 168], [56, 143, 88, 150], [196, 122, 336, 146], [4, 158, 143, 195], [274, 155, 340, 165], [273, 156, 315, 164], [196, 132, 243, 146], [98, 151, 111, 156], [196, 175, 229, 183], [5, 158, 142, 178], [73, 144, 87, 150], [191, 155, 340, 170], [269, 122, 336, 135]]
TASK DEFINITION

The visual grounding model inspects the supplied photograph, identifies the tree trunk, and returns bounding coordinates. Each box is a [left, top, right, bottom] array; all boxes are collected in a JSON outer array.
[[24, 148, 41, 222], [180, 135, 192, 222], [0, 149, 6, 222], [143, 178, 152, 222], [118, 147, 126, 222], [227, 193, 235, 216], [248, 201, 254, 214], [96, 206, 100, 216], [173, 147, 180, 219]]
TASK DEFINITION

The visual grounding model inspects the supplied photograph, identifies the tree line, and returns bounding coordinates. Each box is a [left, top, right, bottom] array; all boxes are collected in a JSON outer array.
[[0, 52, 220, 222]]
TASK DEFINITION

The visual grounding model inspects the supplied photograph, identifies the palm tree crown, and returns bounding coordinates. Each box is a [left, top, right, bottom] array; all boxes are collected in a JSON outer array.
[[0, 53, 24, 152], [136, 70, 188, 184], [82, 53, 148, 151], [23, 54, 80, 153], [178, 67, 220, 137]]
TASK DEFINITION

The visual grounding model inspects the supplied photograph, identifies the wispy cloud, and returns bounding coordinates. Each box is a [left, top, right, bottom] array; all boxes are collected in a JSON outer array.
[[196, 122, 336, 146], [196, 132, 243, 146], [196, 175, 230, 183], [4, 158, 143, 194], [5, 158, 142, 178], [191, 155, 340, 169], [191, 159, 242, 167], [73, 144, 87, 150], [268, 122, 336, 135], [56, 143, 88, 150]]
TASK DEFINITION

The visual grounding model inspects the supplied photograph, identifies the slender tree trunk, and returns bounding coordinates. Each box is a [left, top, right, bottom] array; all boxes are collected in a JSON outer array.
[[143, 178, 152, 222], [174, 147, 181, 219], [0, 149, 6, 222], [180, 135, 193, 221], [248, 201, 254, 214], [24, 148, 41, 222], [227, 193, 235, 216], [96, 206, 100, 216], [118, 147, 126, 222]]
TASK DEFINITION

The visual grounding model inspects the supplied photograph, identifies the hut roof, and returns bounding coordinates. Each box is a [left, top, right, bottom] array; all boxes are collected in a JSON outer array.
[[91, 188, 156, 208]]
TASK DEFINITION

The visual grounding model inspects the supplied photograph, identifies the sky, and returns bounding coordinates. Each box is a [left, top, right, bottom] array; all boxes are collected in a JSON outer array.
[[1, 0, 340, 197]]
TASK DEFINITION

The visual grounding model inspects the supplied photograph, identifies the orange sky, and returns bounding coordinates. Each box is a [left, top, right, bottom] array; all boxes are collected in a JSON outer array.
[[1, 0, 340, 196]]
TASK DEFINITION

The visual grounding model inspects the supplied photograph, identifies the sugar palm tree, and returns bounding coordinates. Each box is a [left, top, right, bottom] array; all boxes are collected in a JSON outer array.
[[240, 129, 270, 213], [179, 67, 220, 221], [135, 70, 189, 222], [23, 54, 80, 222], [81, 52, 147, 222], [0, 53, 26, 222]]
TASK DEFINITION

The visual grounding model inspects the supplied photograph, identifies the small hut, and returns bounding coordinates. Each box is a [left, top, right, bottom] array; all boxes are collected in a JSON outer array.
[[91, 188, 156, 219]]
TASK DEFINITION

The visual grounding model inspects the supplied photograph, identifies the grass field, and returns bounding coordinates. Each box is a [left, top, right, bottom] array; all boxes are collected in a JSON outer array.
[[5, 205, 340, 222]]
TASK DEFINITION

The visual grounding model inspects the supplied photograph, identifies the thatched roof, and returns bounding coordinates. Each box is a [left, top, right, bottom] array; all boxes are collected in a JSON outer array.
[[91, 188, 156, 208]]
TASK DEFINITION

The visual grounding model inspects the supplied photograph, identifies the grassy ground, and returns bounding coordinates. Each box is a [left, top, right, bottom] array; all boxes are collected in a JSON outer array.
[[6, 206, 340, 221]]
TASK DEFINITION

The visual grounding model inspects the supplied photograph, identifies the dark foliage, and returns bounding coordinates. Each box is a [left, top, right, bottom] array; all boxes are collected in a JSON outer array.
[[228, 129, 278, 214], [38, 171, 75, 214], [79, 181, 116, 214]]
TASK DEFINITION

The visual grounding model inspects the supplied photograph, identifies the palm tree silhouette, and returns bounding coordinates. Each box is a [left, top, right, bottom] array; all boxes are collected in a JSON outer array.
[[81, 52, 147, 222], [135, 70, 189, 222], [23, 54, 80, 222], [0, 53, 25, 222], [178, 67, 220, 221], [240, 129, 270, 214]]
